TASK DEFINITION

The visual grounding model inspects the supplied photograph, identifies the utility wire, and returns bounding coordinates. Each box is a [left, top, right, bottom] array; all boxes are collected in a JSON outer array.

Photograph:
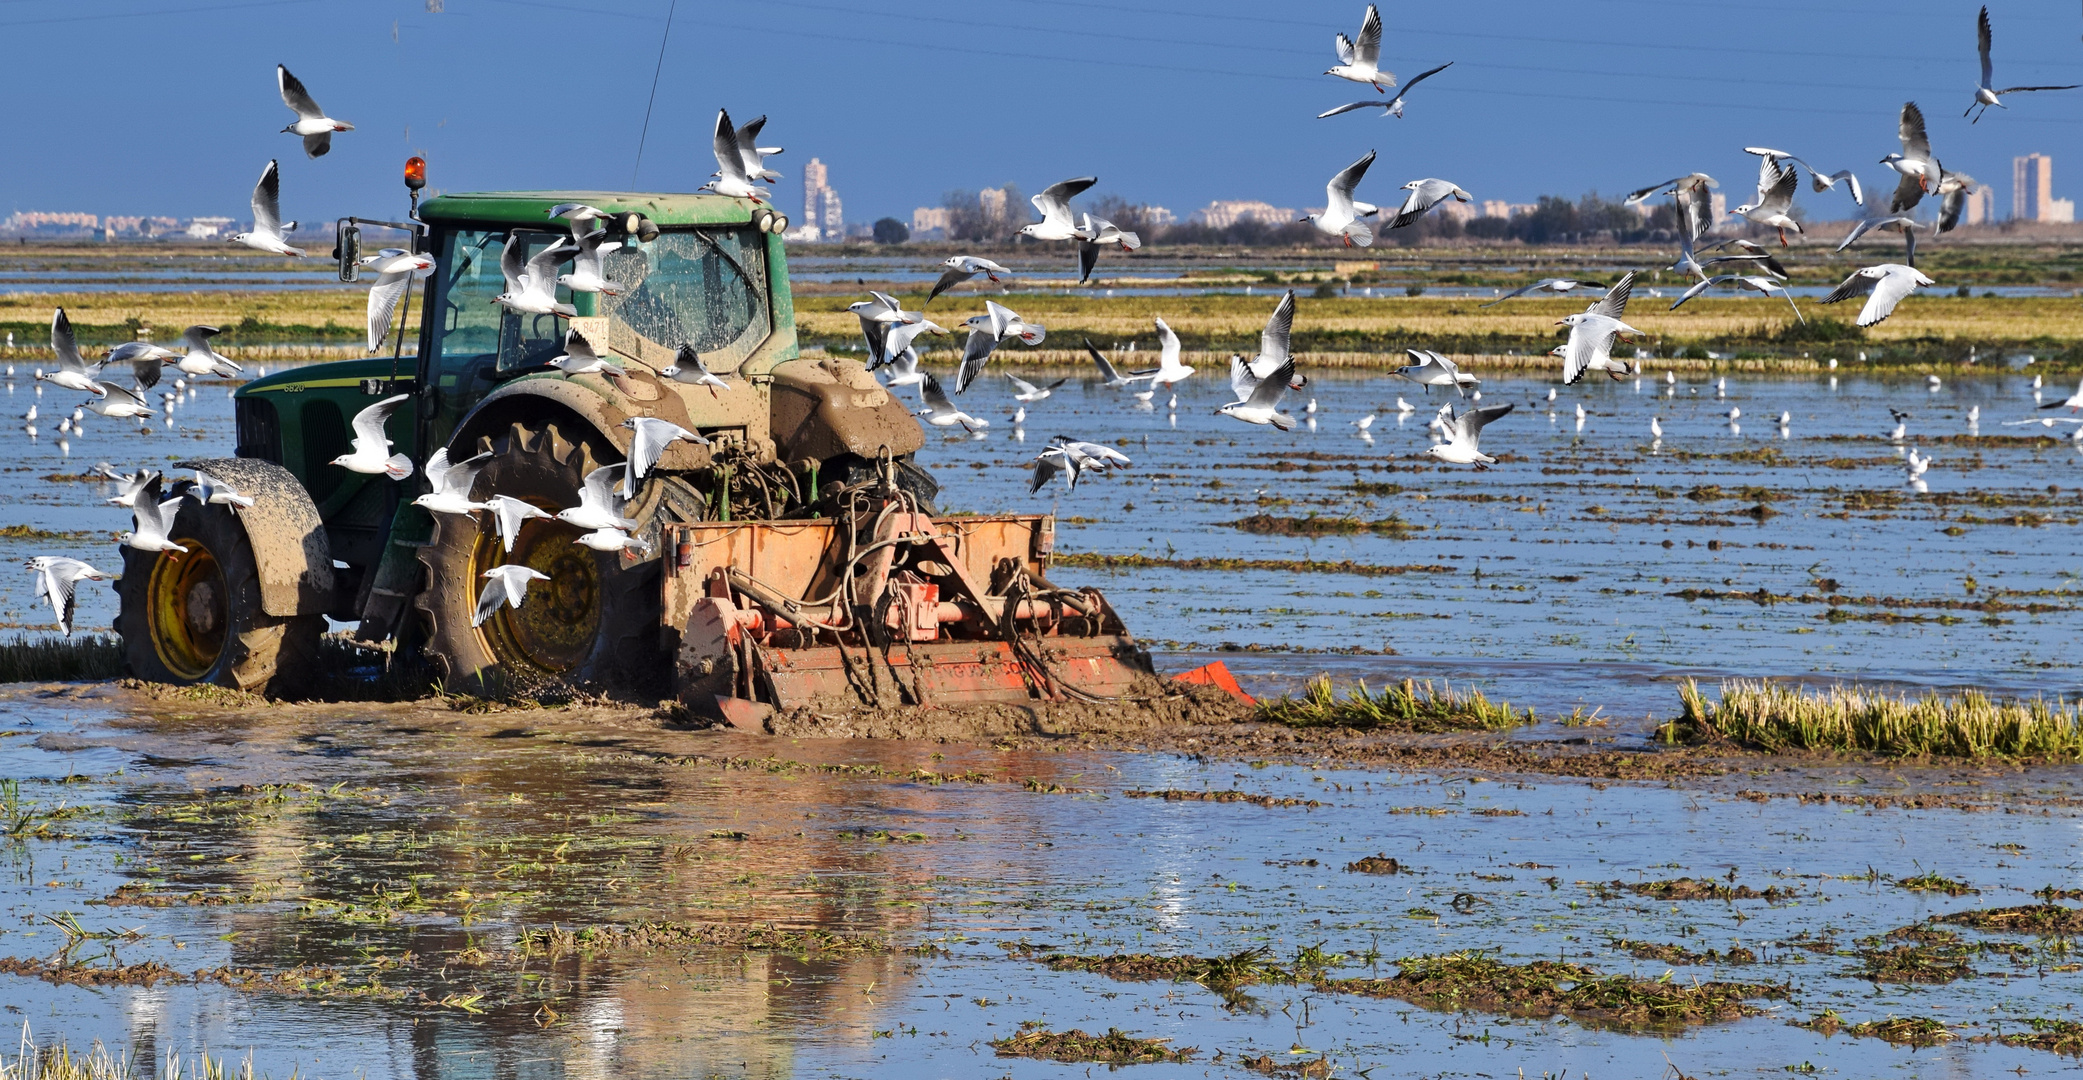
[[630, 0, 679, 188]]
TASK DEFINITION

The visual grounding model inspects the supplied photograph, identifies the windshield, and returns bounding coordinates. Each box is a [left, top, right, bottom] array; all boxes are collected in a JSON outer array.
[[428, 225, 770, 378]]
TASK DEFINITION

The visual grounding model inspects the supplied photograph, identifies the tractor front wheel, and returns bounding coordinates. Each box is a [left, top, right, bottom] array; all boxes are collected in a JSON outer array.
[[115, 499, 322, 696], [414, 420, 669, 697]]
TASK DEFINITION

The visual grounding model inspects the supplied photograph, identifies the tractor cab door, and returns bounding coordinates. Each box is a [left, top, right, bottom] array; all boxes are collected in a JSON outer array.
[[421, 228, 598, 451]]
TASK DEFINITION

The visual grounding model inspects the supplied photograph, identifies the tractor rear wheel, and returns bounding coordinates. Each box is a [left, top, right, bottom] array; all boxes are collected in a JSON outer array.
[[414, 420, 671, 697], [115, 499, 323, 696]]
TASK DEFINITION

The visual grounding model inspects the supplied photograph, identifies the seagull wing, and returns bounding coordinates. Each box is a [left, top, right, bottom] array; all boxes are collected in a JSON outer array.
[[1466, 402, 1514, 435], [712, 108, 749, 183], [1032, 176, 1098, 231], [252, 160, 284, 235], [1861, 267, 1924, 325], [1354, 4, 1383, 68], [1333, 31, 1355, 66], [350, 394, 409, 450], [1560, 324, 1594, 385], [524, 238, 577, 292], [1326, 150, 1375, 219], [733, 114, 768, 175], [1668, 275, 1731, 312], [1156, 317, 1181, 372], [1246, 359, 1296, 409], [367, 271, 410, 352], [1083, 338, 1122, 383], [1317, 101, 1389, 119], [1820, 268, 1878, 306], [1587, 270, 1634, 319], [1030, 449, 1065, 495], [1888, 170, 1925, 214], [1978, 6, 1994, 89], [1478, 281, 1541, 307], [1006, 373, 1040, 396], [1899, 102, 1931, 161], [277, 64, 323, 119], [1400, 61, 1450, 93], [499, 233, 527, 292], [1077, 240, 1099, 284], [50, 309, 84, 372], [955, 329, 998, 392], [1259, 290, 1296, 366], [920, 373, 957, 415], [1229, 355, 1256, 401], [925, 266, 972, 305]]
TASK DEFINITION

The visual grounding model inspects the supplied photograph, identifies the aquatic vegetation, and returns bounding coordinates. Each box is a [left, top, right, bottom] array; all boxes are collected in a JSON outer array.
[[1798, 1010, 1956, 1047], [989, 1022, 1196, 1065], [1667, 679, 2083, 760], [1938, 904, 2083, 936], [1894, 872, 1978, 896], [2000, 1018, 2083, 1055], [1125, 789, 1323, 809], [0, 1037, 280, 1080], [517, 921, 892, 958], [1344, 854, 1404, 875], [1317, 951, 1782, 1027], [1255, 676, 1539, 733], [0, 635, 123, 683], [1855, 942, 1975, 983], [1224, 513, 1419, 538], [1609, 940, 1756, 965], [1615, 878, 1796, 902], [1054, 552, 1455, 577]]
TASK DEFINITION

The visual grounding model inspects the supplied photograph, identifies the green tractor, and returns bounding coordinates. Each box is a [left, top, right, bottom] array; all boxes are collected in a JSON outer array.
[[114, 173, 1148, 718]]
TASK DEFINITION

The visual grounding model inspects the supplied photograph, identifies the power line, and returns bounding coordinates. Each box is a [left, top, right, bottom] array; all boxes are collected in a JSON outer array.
[[630, 0, 679, 188], [0, 0, 319, 27]]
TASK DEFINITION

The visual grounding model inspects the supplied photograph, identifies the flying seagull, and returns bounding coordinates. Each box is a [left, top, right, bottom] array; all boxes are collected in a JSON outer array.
[[1880, 102, 1939, 194], [1743, 148, 1863, 207], [546, 328, 632, 391], [473, 565, 550, 628], [1390, 178, 1471, 229], [1819, 264, 1933, 327], [1558, 272, 1643, 384], [39, 309, 108, 397], [413, 447, 492, 516], [621, 416, 707, 497], [1082, 340, 1154, 390], [701, 108, 766, 202], [1303, 150, 1379, 247], [486, 495, 553, 553], [1394, 349, 1478, 396], [1146, 317, 1196, 390], [495, 232, 578, 317], [1326, 4, 1394, 91], [556, 228, 623, 296], [1625, 172, 1719, 241], [1733, 154, 1802, 246], [925, 256, 1012, 306], [1968, 6, 2079, 122], [276, 64, 352, 158], [28, 556, 108, 636], [362, 248, 435, 351], [122, 476, 188, 554], [556, 464, 637, 532], [918, 374, 988, 432], [1480, 278, 1607, 307], [229, 160, 303, 257], [1668, 275, 1806, 324], [174, 325, 241, 379], [1219, 357, 1300, 430], [731, 113, 784, 182], [1317, 62, 1452, 119], [1701, 238, 1788, 279], [661, 343, 731, 394], [1424, 402, 1514, 468], [1006, 373, 1068, 403], [332, 394, 414, 479], [1020, 176, 1098, 242]]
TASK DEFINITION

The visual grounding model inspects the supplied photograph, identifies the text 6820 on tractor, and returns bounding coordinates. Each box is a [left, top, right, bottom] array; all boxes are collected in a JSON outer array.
[[113, 164, 1152, 721]]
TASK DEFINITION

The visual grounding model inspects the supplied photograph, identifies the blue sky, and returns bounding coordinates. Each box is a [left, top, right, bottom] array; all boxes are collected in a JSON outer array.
[[3, 0, 2080, 225]]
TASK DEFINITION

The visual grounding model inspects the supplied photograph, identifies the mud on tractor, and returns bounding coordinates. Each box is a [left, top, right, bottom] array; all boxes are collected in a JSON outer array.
[[113, 173, 1151, 720]]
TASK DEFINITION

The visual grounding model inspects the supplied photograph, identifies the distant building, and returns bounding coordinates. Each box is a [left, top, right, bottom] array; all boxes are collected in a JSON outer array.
[[1709, 193, 1727, 220], [979, 187, 1009, 221], [1964, 186, 1997, 225], [1192, 200, 1295, 229], [185, 216, 234, 239], [3, 211, 98, 236], [1479, 200, 1511, 219], [2012, 153, 2073, 222], [799, 157, 843, 242], [911, 206, 951, 240], [1144, 206, 1176, 226], [1438, 200, 1479, 224]]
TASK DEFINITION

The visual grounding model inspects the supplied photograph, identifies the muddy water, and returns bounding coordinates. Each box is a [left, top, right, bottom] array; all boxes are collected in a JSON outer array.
[[4, 688, 2082, 1078]]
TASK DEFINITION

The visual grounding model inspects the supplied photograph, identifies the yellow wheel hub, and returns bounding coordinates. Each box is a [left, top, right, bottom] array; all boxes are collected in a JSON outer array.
[[147, 539, 226, 681], [473, 505, 600, 673]]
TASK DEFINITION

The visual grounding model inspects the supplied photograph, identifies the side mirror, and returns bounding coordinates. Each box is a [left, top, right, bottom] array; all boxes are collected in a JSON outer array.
[[336, 222, 361, 283]]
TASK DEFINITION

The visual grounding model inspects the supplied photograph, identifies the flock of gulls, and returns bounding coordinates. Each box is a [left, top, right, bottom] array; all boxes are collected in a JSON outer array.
[[15, 4, 2081, 638]]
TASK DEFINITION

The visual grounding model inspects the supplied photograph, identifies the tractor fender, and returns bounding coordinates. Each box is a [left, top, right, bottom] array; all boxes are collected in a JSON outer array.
[[768, 356, 925, 462], [449, 373, 745, 472], [176, 457, 335, 617]]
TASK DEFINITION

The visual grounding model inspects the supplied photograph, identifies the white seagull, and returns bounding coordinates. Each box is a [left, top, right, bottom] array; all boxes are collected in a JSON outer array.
[[547, 328, 632, 391], [1558, 272, 1643, 384], [557, 464, 637, 532], [28, 556, 108, 636], [556, 228, 623, 296], [39, 309, 107, 397], [1318, 62, 1453, 119], [701, 108, 767, 203], [1147, 317, 1196, 390], [1020, 176, 1099, 242], [1303, 150, 1379, 247], [2040, 379, 2083, 413], [1394, 349, 1479, 396], [413, 447, 492, 516], [86, 383, 154, 420], [1669, 275, 1806, 324], [1480, 278, 1608, 307], [1743, 148, 1864, 208], [574, 527, 652, 556], [473, 566, 551, 628], [103, 466, 158, 508], [661, 343, 731, 395], [1733, 155, 1802, 246], [973, 300, 1046, 345], [1819, 264, 1934, 327], [622, 416, 707, 496], [332, 395, 414, 479], [730, 112, 784, 183], [276, 64, 352, 158], [1968, 6, 2079, 122], [1390, 178, 1472, 230], [228, 160, 303, 257], [1082, 340, 1152, 390], [918, 374, 988, 432], [926, 256, 1012, 306], [362, 249, 436, 351], [1325, 4, 1394, 91], [1880, 102, 1939, 194], [1424, 402, 1514, 468], [187, 470, 254, 510], [495, 232, 577, 317], [1006, 374, 1068, 403], [1219, 356, 1300, 431], [122, 476, 188, 554], [175, 325, 243, 379], [486, 495, 554, 553]]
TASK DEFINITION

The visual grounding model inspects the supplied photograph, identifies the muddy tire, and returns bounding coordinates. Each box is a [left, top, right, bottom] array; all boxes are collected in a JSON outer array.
[[115, 499, 323, 696], [414, 420, 669, 697]]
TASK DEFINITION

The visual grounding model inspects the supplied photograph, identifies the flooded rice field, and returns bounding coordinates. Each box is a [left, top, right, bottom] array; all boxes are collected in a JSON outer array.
[[3, 364, 2083, 1077]]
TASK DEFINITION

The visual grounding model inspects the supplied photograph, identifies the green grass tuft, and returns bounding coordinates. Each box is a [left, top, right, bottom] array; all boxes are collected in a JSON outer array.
[[1255, 676, 1548, 733], [0, 635, 123, 683], [1665, 679, 2083, 759]]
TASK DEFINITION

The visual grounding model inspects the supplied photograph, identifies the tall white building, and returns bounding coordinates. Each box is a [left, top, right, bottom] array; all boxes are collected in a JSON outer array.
[[2012, 154, 2073, 222], [797, 158, 845, 242]]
